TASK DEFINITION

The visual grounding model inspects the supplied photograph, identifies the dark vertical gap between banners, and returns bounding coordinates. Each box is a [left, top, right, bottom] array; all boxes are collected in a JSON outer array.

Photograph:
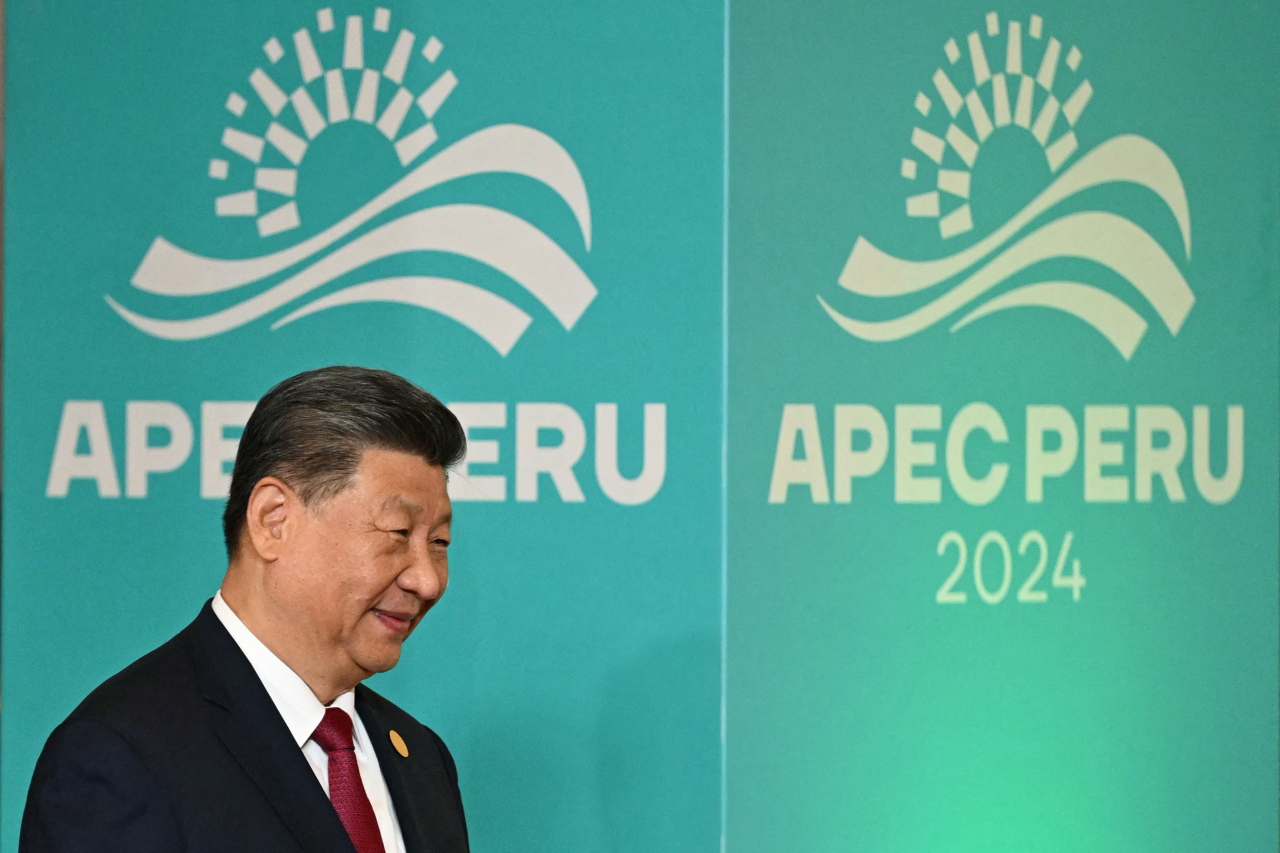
[[1, 0, 7, 726], [719, 0, 730, 850]]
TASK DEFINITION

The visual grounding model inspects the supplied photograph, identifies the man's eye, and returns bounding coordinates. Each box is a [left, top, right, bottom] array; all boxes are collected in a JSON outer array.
[[388, 529, 410, 538], [432, 538, 450, 548]]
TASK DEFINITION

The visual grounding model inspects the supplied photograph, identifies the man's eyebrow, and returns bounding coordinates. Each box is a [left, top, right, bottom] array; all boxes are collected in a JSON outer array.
[[380, 494, 424, 514]]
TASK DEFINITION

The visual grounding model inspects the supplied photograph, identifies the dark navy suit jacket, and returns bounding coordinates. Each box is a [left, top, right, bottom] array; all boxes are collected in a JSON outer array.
[[20, 601, 469, 853]]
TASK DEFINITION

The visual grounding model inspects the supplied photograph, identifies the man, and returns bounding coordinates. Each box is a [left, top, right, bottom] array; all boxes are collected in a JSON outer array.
[[20, 367, 470, 853]]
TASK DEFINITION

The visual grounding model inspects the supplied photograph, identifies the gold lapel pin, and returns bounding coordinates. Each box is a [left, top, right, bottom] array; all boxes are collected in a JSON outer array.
[[389, 730, 409, 758]]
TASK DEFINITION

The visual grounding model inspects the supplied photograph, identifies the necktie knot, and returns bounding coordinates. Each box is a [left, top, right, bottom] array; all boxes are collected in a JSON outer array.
[[311, 707, 356, 754]]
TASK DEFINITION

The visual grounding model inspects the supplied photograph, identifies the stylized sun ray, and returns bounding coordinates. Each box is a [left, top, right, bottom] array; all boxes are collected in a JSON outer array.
[[293, 29, 323, 83], [1014, 75, 1034, 127], [216, 190, 258, 216], [325, 70, 350, 122], [377, 88, 415, 139], [1006, 21, 1022, 74], [932, 69, 963, 117], [258, 201, 300, 236], [907, 192, 940, 217], [255, 167, 297, 196], [937, 169, 970, 198], [383, 30, 416, 84], [946, 124, 978, 166], [991, 74, 1011, 126], [939, 204, 972, 238], [901, 158, 918, 179], [222, 128, 264, 163], [290, 88, 327, 139], [965, 91, 993, 141], [1045, 132, 1077, 172], [344, 16, 364, 68], [190, 7, 519, 256], [249, 68, 288, 116], [394, 123, 438, 166], [354, 70, 379, 122], [1036, 37, 1061, 90], [266, 123, 307, 164], [898, 13, 1105, 238], [967, 32, 991, 86], [418, 71, 458, 119], [197, 4, 478, 243], [1062, 80, 1092, 125], [911, 128, 945, 163], [1031, 95, 1059, 145]]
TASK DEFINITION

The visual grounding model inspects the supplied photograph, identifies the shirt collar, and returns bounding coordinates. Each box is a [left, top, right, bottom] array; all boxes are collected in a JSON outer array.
[[212, 590, 356, 747]]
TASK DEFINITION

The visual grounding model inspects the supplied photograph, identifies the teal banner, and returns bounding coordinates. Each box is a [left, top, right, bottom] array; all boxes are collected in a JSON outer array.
[[3, 2, 722, 851], [729, 1, 1278, 851]]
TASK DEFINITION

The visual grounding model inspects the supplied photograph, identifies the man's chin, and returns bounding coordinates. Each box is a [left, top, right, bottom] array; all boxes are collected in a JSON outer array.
[[352, 637, 404, 675]]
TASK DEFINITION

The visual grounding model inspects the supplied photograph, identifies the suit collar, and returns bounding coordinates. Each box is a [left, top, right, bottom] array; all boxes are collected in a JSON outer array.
[[211, 591, 332, 748], [183, 601, 356, 853]]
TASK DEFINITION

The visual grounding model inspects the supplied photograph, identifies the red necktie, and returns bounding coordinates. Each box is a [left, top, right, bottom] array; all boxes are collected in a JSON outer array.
[[310, 708, 387, 853]]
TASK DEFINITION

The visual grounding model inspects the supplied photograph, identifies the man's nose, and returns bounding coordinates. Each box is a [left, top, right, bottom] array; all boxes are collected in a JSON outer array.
[[398, 548, 445, 602]]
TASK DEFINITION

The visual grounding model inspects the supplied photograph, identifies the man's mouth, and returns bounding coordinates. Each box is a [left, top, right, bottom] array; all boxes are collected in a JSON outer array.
[[371, 608, 415, 634]]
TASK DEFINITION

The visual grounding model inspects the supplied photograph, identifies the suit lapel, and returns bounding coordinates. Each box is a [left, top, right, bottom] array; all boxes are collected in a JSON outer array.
[[185, 603, 356, 853], [357, 692, 428, 853]]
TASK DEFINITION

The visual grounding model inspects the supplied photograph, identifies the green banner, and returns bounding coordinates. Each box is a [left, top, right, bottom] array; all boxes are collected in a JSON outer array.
[[729, 2, 1278, 850]]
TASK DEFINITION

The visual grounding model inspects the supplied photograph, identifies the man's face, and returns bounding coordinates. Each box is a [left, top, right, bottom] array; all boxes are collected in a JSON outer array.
[[274, 448, 452, 681]]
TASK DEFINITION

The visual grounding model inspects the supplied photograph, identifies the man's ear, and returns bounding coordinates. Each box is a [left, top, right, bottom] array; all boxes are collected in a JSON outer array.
[[244, 477, 301, 562]]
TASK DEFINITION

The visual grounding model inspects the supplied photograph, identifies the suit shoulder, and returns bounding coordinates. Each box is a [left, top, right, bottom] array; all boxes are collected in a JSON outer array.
[[68, 627, 198, 728]]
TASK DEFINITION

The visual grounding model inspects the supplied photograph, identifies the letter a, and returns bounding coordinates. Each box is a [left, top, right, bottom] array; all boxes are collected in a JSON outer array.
[[47, 401, 120, 498], [768, 405, 830, 504]]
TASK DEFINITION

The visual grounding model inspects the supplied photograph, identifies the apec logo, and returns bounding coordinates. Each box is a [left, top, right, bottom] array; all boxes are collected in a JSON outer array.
[[770, 13, 1246, 514], [107, 6, 595, 357], [819, 11, 1192, 360], [55, 9, 669, 508]]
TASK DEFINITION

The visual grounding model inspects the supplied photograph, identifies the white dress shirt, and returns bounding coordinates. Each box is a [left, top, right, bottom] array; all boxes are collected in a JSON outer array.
[[212, 591, 406, 853]]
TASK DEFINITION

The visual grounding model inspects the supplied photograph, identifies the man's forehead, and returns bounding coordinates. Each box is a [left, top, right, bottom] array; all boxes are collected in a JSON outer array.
[[356, 449, 448, 498]]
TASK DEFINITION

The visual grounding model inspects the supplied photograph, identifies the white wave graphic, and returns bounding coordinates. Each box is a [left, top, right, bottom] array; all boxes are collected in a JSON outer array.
[[110, 124, 594, 354], [822, 135, 1192, 359], [109, 204, 595, 339], [272, 277, 532, 356], [951, 282, 1146, 359]]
